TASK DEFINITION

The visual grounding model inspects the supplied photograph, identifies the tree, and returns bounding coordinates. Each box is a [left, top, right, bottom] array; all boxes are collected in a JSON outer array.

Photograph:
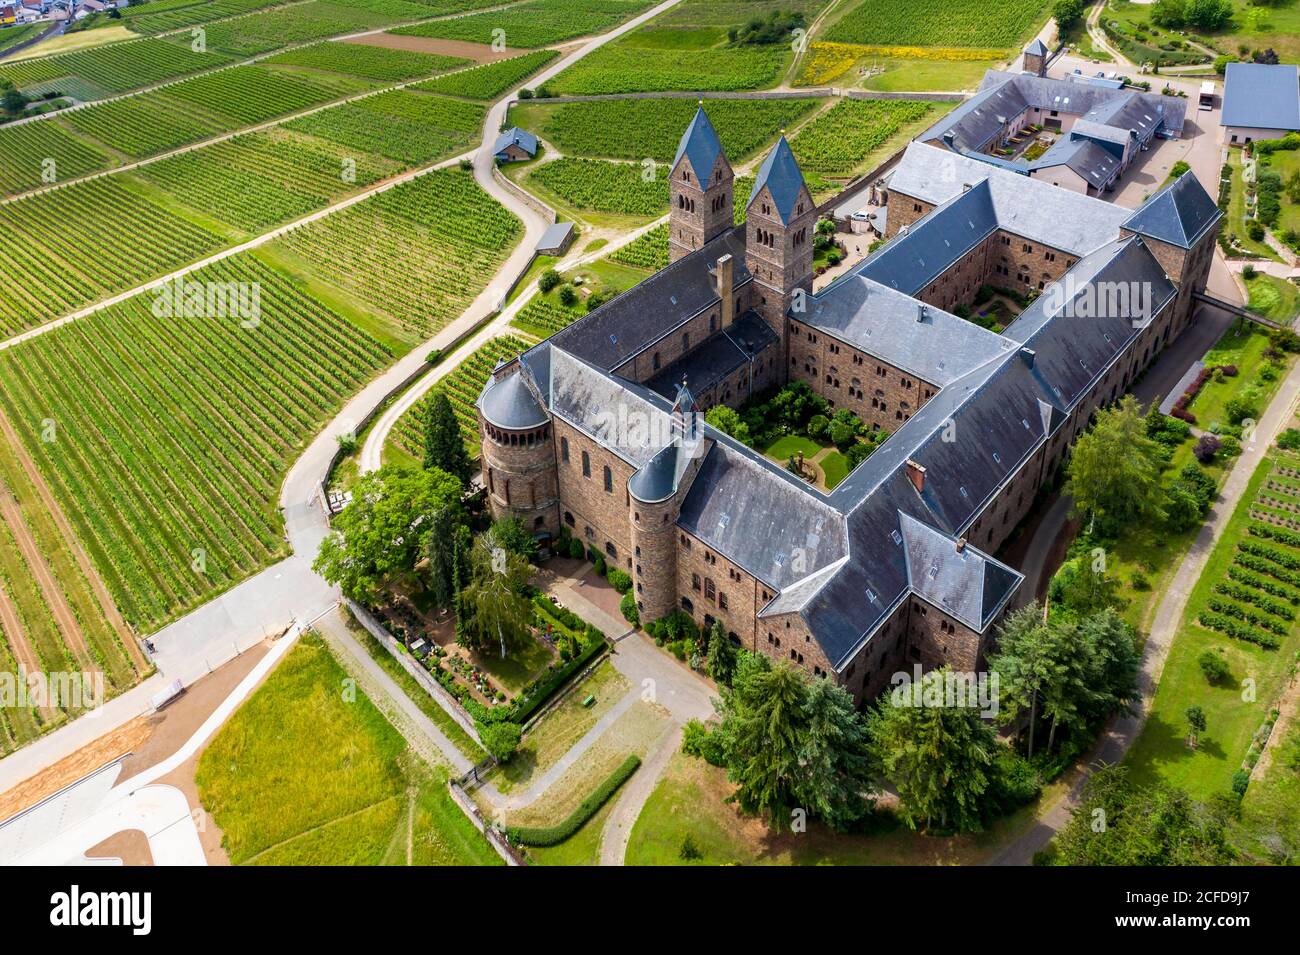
[[1, 87, 26, 116], [487, 516, 538, 562], [866, 668, 998, 831], [705, 621, 738, 686], [1053, 556, 1124, 617], [1053, 0, 1084, 31], [313, 465, 465, 604], [1183, 0, 1232, 30], [481, 721, 522, 762], [424, 506, 460, 612], [459, 532, 534, 659], [422, 389, 472, 485], [989, 606, 1057, 758], [1064, 396, 1167, 534], [1150, 0, 1186, 28], [798, 677, 877, 831], [719, 658, 806, 829], [538, 269, 561, 293], [704, 405, 752, 446], [1055, 766, 1234, 865], [1185, 705, 1207, 749], [1198, 649, 1229, 683]]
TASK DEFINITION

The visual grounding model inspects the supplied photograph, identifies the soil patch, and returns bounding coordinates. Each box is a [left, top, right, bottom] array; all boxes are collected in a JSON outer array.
[[85, 828, 153, 866], [343, 34, 524, 63]]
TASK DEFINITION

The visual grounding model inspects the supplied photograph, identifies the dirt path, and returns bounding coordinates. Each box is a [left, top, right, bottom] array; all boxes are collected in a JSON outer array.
[[0, 573, 56, 723], [0, 483, 94, 673], [0, 406, 146, 672]]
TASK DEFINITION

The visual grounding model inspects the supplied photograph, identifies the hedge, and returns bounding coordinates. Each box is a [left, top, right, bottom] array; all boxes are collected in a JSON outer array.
[[507, 755, 640, 846], [512, 634, 608, 726]]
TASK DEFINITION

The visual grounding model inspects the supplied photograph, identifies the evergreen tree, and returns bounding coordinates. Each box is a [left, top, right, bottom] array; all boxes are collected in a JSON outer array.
[[989, 606, 1060, 758], [423, 389, 473, 485], [797, 677, 877, 831], [425, 506, 458, 613], [721, 659, 807, 829], [866, 668, 998, 832], [705, 621, 738, 686]]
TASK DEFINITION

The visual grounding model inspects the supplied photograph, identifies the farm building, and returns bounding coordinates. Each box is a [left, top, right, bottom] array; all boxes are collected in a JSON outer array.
[[476, 107, 1221, 705], [536, 221, 574, 256], [917, 67, 1187, 195], [1220, 62, 1300, 146], [493, 127, 538, 163]]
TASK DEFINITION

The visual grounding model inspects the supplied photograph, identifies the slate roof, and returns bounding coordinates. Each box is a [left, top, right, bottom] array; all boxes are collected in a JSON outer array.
[[646, 311, 778, 400], [673, 106, 726, 185], [886, 142, 1131, 254], [1025, 39, 1049, 57], [478, 367, 548, 430], [748, 136, 808, 225], [547, 227, 751, 371], [1028, 136, 1120, 189], [899, 513, 1020, 630], [1221, 63, 1300, 131], [536, 221, 573, 253], [493, 127, 537, 156], [1120, 170, 1224, 250]]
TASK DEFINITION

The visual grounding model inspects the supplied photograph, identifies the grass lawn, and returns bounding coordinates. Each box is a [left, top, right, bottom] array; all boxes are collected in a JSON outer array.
[[5, 23, 135, 62], [1235, 725, 1300, 862], [195, 632, 501, 865], [344, 610, 487, 764], [484, 659, 630, 795], [469, 634, 556, 696], [625, 750, 1057, 865], [763, 434, 826, 461], [858, 57, 1000, 92], [1245, 273, 1300, 325], [821, 449, 850, 488], [1266, 148, 1300, 238], [1125, 450, 1300, 800], [525, 795, 618, 865], [1226, 151, 1282, 263], [1189, 325, 1287, 432]]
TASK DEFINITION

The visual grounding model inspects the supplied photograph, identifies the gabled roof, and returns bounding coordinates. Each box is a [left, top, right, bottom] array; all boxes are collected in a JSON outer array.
[[1222, 63, 1300, 132], [1028, 136, 1120, 188], [1120, 170, 1222, 249], [493, 127, 537, 156], [748, 136, 808, 225], [672, 106, 726, 186], [899, 512, 1020, 631]]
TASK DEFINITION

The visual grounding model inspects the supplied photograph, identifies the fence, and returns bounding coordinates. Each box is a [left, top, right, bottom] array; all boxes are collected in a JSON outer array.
[[448, 777, 527, 865], [344, 599, 484, 745]]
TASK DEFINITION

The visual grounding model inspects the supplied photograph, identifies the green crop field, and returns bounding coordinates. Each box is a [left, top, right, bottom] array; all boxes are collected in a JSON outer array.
[[122, 0, 299, 35], [824, 0, 1050, 49], [60, 88, 234, 158], [286, 89, 485, 164], [0, 22, 45, 56], [511, 97, 823, 163], [263, 40, 468, 81], [137, 127, 402, 232], [390, 335, 534, 462], [788, 98, 933, 174], [0, 120, 110, 197], [0, 37, 235, 96], [0, 254, 393, 631], [547, 44, 787, 94], [0, 176, 226, 337], [196, 632, 500, 865], [163, 64, 373, 125], [610, 175, 752, 271], [511, 297, 581, 339], [529, 158, 667, 216], [390, 0, 654, 49], [276, 168, 520, 346], [409, 50, 557, 99], [189, 0, 420, 57]]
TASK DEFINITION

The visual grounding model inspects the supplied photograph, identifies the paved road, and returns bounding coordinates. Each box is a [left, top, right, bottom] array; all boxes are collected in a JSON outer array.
[[990, 341, 1300, 864]]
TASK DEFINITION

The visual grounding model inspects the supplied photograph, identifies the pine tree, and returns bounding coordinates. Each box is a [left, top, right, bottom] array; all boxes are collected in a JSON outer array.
[[797, 677, 877, 831], [425, 506, 457, 613], [423, 389, 472, 485], [705, 621, 737, 686], [723, 659, 807, 829], [989, 605, 1059, 758]]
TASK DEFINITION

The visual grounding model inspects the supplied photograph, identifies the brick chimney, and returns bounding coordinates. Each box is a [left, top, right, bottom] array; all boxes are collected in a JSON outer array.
[[717, 253, 734, 329], [905, 458, 926, 494], [955, 537, 967, 554]]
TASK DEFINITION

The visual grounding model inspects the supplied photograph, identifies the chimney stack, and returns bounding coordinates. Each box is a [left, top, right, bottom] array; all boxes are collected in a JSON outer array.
[[955, 537, 967, 554], [917, 304, 929, 323], [717, 253, 734, 329], [905, 458, 926, 494], [1019, 346, 1036, 368]]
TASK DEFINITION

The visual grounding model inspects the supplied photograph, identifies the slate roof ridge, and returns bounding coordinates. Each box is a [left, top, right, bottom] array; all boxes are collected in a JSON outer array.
[[748, 135, 808, 225], [672, 105, 726, 186]]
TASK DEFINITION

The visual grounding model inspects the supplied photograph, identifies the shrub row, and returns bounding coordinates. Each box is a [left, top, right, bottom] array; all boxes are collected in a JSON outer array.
[[1226, 565, 1300, 605], [507, 755, 640, 847], [512, 634, 608, 727], [1239, 539, 1300, 572], [1213, 581, 1295, 620], [1205, 597, 1288, 636], [1198, 611, 1282, 649], [1236, 546, 1300, 583], [1247, 522, 1300, 549]]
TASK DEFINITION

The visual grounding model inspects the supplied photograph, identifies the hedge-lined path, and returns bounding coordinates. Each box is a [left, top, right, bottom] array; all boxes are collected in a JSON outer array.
[[990, 346, 1300, 865], [599, 721, 681, 865]]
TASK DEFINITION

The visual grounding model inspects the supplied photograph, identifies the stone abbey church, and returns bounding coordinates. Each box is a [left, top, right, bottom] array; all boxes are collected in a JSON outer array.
[[477, 106, 1221, 704]]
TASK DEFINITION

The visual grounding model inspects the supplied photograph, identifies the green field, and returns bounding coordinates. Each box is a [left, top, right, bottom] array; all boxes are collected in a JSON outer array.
[[509, 97, 823, 164], [388, 334, 535, 462], [0, 119, 109, 197], [275, 168, 521, 347], [0, 253, 393, 630], [195, 632, 501, 865], [409, 49, 557, 99], [547, 44, 788, 94], [1187, 326, 1282, 432], [824, 0, 1050, 49], [1245, 273, 1300, 325], [391, 0, 655, 49], [0, 22, 46, 57], [0, 36, 235, 97], [1126, 449, 1300, 799], [788, 98, 934, 176], [121, 0, 299, 35], [264, 39, 468, 81], [285, 89, 485, 164], [190, 0, 425, 57], [528, 159, 667, 217]]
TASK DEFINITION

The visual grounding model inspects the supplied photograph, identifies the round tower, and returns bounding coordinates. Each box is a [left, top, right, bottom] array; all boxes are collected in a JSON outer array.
[[477, 370, 559, 539], [629, 475, 682, 624]]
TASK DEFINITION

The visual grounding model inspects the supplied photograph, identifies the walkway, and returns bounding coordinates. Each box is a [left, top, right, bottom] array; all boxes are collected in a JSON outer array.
[[990, 341, 1300, 864]]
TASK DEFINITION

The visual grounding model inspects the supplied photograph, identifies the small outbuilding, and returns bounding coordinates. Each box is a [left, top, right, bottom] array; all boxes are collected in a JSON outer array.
[[536, 221, 574, 256], [493, 126, 538, 163], [1221, 62, 1300, 146]]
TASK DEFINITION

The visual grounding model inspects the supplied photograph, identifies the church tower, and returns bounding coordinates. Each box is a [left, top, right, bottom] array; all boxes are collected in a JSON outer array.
[[669, 106, 734, 263], [744, 135, 815, 352]]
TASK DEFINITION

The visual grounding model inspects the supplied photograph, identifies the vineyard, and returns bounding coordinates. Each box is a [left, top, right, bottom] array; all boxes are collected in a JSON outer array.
[[546, 44, 788, 95], [192, 0, 421, 57], [137, 127, 402, 233], [511, 297, 581, 339], [389, 335, 535, 461], [286, 89, 485, 164], [528, 158, 667, 216], [0, 120, 109, 197], [0, 176, 225, 337], [61, 87, 236, 158], [610, 175, 752, 271], [390, 0, 655, 49], [0, 253, 394, 631], [788, 98, 933, 175], [0, 37, 235, 98], [264, 40, 468, 81], [276, 168, 521, 346], [162, 64, 373, 125], [514, 97, 823, 164], [410, 50, 557, 100], [824, 0, 1050, 49], [122, 0, 298, 35]]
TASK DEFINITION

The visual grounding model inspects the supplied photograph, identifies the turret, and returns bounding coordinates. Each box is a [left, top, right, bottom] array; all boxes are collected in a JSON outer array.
[[477, 367, 559, 538], [744, 135, 815, 354], [669, 106, 735, 263]]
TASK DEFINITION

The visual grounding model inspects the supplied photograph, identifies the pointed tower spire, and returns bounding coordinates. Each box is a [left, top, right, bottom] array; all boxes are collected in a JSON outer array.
[[747, 135, 809, 226], [744, 135, 815, 354], [669, 107, 734, 263]]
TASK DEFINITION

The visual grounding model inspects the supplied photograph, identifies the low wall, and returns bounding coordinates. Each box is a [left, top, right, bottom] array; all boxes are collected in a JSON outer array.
[[492, 165, 555, 225], [448, 779, 526, 865]]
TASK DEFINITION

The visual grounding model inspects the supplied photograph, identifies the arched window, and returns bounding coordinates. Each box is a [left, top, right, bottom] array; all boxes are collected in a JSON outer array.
[[560, 436, 569, 462], [603, 465, 613, 493]]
